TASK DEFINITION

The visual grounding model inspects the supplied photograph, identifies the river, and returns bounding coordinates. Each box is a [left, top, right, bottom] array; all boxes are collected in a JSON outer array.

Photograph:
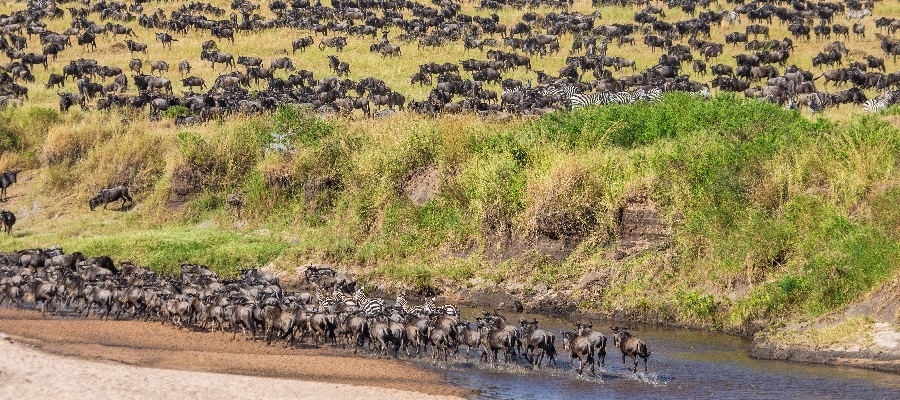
[[421, 309, 900, 400]]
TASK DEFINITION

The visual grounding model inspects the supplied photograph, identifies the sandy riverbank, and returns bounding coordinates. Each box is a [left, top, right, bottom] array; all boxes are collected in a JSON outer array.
[[0, 307, 467, 399]]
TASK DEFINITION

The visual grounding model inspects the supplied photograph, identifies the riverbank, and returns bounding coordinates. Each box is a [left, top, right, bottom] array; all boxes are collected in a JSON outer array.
[[1, 97, 897, 376], [0, 308, 467, 399]]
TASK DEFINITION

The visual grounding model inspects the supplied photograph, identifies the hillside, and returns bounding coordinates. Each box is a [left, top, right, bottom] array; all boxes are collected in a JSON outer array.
[[1, 0, 900, 370], [1, 95, 898, 370]]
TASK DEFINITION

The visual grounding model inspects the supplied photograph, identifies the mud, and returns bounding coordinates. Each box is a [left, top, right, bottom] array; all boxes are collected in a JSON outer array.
[[0, 307, 468, 398]]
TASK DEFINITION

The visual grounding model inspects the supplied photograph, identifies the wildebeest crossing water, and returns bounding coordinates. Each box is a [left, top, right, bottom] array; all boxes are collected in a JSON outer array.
[[426, 308, 899, 400], [0, 255, 897, 399]]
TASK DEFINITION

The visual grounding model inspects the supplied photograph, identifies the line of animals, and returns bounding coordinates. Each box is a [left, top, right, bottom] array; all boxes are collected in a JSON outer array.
[[1, 0, 899, 120], [0, 250, 652, 375], [0, 169, 132, 236]]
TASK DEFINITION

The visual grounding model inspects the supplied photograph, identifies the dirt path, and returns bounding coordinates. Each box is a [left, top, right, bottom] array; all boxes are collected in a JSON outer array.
[[0, 307, 468, 399]]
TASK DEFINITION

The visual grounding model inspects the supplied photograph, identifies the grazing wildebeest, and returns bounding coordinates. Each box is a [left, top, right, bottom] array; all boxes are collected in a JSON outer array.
[[182, 76, 206, 90], [129, 58, 143, 73], [155, 32, 176, 49], [1, 210, 14, 235], [134, 75, 173, 95], [612, 326, 651, 373], [88, 186, 133, 210], [292, 36, 314, 53], [201, 50, 235, 69], [0, 170, 18, 201], [124, 39, 148, 54], [178, 60, 191, 76], [150, 60, 169, 75]]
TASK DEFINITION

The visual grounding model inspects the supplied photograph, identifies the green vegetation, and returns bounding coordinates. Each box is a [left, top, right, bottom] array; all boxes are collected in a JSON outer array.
[[1, 95, 897, 335]]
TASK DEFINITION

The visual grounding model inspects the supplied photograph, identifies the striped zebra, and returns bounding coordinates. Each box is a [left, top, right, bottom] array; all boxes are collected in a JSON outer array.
[[354, 286, 386, 317], [723, 10, 741, 25], [570, 92, 614, 108], [438, 303, 460, 317], [315, 287, 337, 308], [502, 86, 524, 95], [394, 290, 411, 313], [863, 91, 894, 113], [331, 288, 351, 303], [644, 87, 664, 102], [689, 86, 711, 100], [406, 297, 435, 316], [541, 85, 579, 99]]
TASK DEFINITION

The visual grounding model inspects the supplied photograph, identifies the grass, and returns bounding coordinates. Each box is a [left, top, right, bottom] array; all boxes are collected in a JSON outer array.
[[766, 316, 876, 348], [0, 94, 896, 336], [0, 0, 898, 334], [0, 0, 897, 121]]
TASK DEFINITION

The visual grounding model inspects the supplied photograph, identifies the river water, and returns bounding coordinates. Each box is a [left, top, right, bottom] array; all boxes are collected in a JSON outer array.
[[421, 309, 899, 400]]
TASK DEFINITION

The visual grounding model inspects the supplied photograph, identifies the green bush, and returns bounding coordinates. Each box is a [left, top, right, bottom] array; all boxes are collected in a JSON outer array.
[[164, 105, 192, 119]]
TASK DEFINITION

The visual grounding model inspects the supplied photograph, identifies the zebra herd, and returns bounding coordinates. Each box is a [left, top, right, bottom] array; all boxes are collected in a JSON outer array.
[[503, 84, 699, 109], [314, 285, 460, 320], [569, 87, 667, 107]]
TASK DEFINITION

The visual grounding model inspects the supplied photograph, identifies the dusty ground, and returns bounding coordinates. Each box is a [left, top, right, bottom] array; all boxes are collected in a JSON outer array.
[[0, 307, 468, 399]]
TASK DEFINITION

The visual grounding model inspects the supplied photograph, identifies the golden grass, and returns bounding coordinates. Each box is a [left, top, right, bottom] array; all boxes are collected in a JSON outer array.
[[0, 0, 896, 121]]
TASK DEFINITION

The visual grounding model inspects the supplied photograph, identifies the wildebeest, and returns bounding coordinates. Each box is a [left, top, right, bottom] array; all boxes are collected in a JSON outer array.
[[156, 32, 177, 49], [178, 60, 191, 76], [201, 50, 235, 69], [88, 186, 133, 211], [150, 60, 169, 75], [182, 76, 206, 90], [612, 326, 651, 373], [124, 39, 148, 54], [0, 210, 14, 235], [46, 74, 66, 89], [129, 58, 143, 73], [0, 170, 18, 201], [292, 36, 314, 54], [134, 75, 173, 95], [518, 318, 557, 368]]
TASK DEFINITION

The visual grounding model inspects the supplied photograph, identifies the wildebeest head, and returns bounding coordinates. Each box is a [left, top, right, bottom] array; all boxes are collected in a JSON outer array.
[[88, 196, 101, 211]]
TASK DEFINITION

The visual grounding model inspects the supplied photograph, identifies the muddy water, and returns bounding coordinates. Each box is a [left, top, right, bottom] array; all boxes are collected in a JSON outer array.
[[423, 310, 900, 400]]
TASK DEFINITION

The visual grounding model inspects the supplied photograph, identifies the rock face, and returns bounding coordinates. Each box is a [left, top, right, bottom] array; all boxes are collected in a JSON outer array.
[[612, 195, 669, 259], [167, 164, 206, 209], [403, 166, 440, 206]]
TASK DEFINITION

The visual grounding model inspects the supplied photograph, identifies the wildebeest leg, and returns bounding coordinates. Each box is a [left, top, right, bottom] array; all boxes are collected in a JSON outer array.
[[632, 354, 638, 373]]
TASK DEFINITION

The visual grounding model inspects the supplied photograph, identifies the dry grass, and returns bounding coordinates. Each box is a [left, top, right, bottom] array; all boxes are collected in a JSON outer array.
[[0, 0, 897, 120]]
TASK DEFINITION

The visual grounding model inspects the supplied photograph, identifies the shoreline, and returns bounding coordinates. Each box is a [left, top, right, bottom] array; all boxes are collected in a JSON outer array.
[[0, 307, 469, 399], [441, 284, 900, 374]]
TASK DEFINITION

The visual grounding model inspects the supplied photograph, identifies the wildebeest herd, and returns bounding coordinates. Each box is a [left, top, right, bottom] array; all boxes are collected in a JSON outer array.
[[0, 0, 899, 119], [0, 248, 652, 375]]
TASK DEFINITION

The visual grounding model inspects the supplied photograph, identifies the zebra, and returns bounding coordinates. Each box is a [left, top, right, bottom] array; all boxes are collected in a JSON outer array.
[[331, 288, 351, 303], [643, 87, 664, 102], [689, 86, 711, 100], [863, 91, 894, 113], [394, 290, 411, 313], [570, 92, 613, 108], [722, 10, 741, 25], [315, 287, 338, 308], [354, 286, 386, 317], [846, 8, 871, 22], [540, 85, 579, 107], [406, 297, 435, 316], [438, 303, 460, 317], [541, 85, 579, 99]]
